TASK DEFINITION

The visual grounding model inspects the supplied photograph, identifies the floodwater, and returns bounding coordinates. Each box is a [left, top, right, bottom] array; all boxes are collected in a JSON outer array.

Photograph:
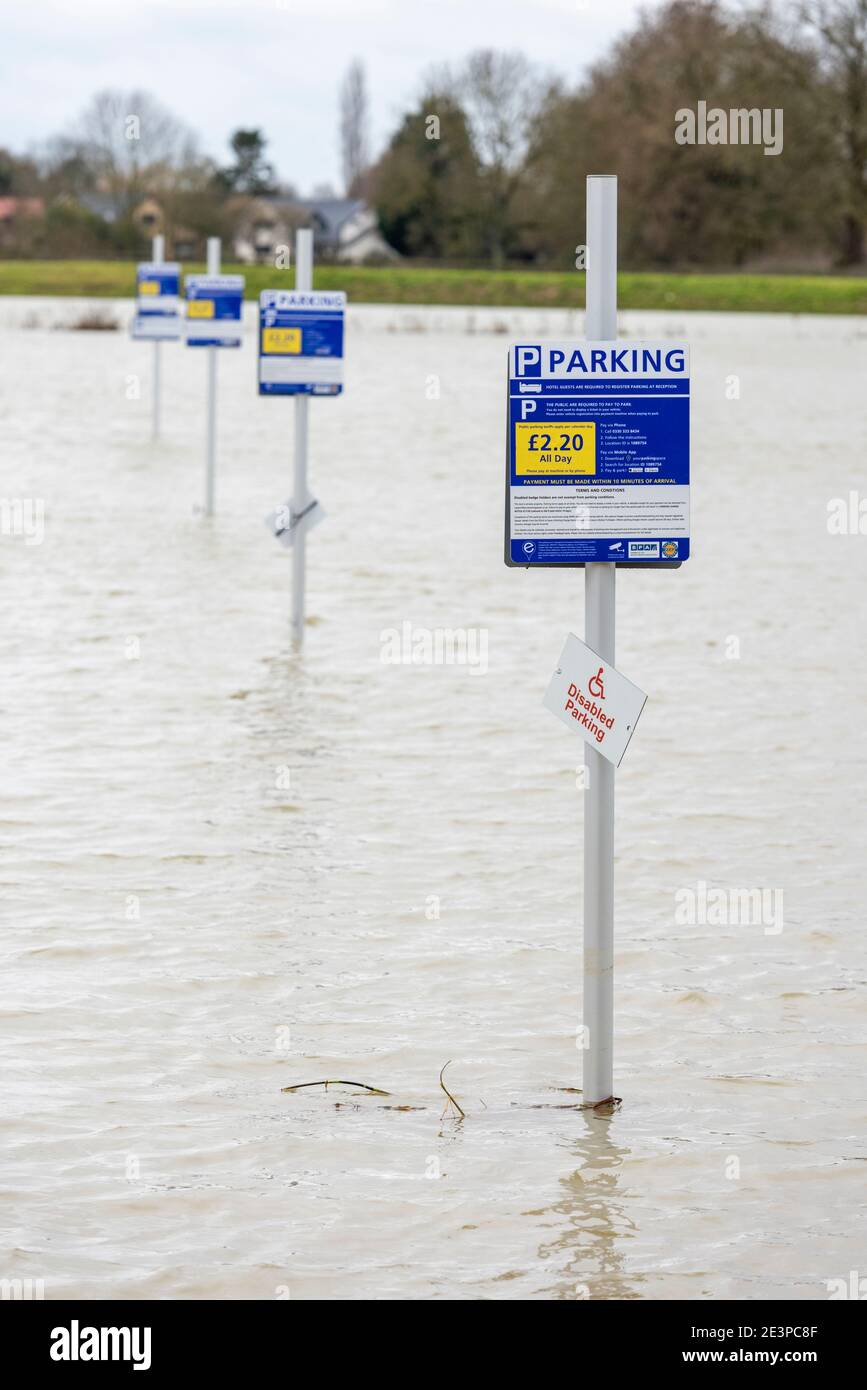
[[1, 296, 865, 1301]]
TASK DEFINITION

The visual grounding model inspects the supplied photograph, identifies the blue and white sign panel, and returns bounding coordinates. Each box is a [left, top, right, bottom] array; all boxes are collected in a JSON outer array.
[[258, 290, 346, 396], [185, 274, 245, 348], [132, 262, 181, 340], [506, 341, 690, 567]]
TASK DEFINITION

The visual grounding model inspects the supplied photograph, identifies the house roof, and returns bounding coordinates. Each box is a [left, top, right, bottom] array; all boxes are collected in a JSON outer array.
[[0, 195, 45, 221], [78, 192, 121, 222], [296, 198, 367, 239]]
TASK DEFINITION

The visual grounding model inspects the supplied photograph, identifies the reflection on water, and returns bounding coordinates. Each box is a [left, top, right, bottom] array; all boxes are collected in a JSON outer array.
[[538, 1114, 643, 1301], [1, 304, 866, 1299]]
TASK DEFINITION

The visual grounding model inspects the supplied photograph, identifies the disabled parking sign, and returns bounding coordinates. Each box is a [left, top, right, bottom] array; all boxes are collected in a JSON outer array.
[[543, 633, 647, 767], [505, 341, 690, 566]]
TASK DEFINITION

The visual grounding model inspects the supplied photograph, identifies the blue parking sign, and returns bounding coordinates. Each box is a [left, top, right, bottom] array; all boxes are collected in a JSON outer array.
[[505, 340, 690, 567], [258, 290, 346, 395], [132, 262, 181, 341], [185, 274, 245, 348]]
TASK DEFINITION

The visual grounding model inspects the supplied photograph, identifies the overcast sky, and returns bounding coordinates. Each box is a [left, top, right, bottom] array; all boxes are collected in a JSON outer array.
[[2, 0, 651, 193]]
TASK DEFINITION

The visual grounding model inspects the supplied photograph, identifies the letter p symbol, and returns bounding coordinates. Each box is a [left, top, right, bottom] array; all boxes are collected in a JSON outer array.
[[515, 345, 541, 377]]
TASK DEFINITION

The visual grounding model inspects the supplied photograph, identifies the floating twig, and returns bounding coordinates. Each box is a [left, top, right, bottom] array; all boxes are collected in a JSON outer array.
[[579, 1095, 622, 1113], [439, 1061, 465, 1120], [281, 1079, 391, 1096]]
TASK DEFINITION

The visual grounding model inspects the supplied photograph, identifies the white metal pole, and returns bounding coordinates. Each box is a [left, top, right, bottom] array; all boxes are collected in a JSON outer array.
[[582, 175, 617, 1105], [151, 233, 164, 440], [291, 228, 313, 648], [204, 236, 220, 516]]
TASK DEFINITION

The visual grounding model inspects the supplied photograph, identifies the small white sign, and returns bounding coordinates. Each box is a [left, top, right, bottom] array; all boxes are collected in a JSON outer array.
[[542, 632, 647, 767], [265, 498, 325, 549]]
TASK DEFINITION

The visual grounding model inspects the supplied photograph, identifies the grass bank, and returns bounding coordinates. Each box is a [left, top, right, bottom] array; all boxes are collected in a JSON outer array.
[[1, 259, 866, 314]]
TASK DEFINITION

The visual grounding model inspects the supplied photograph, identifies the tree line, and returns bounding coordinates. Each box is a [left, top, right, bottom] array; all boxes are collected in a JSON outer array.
[[0, 62, 374, 262], [371, 0, 867, 269], [2, 1, 866, 270], [0, 89, 296, 259]]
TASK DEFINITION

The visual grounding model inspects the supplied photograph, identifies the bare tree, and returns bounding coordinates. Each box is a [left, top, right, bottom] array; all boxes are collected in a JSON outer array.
[[799, 0, 867, 263], [68, 89, 200, 213], [429, 50, 550, 265], [460, 51, 540, 173], [339, 60, 370, 195]]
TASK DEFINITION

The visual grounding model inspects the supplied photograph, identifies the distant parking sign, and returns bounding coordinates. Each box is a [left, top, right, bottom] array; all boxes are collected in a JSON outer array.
[[505, 340, 690, 567], [185, 274, 245, 348], [132, 262, 181, 340], [258, 290, 346, 395]]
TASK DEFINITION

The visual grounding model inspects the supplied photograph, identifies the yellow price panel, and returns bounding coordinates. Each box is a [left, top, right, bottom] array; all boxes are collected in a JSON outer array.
[[138, 280, 159, 296], [262, 327, 301, 355], [514, 421, 596, 475], [188, 299, 214, 319]]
